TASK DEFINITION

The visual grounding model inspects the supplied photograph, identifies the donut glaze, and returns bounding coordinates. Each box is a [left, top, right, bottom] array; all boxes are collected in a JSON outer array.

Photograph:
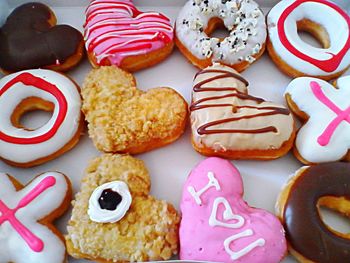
[[180, 157, 287, 263], [285, 76, 350, 164], [268, 0, 350, 78], [84, 0, 174, 67], [0, 3, 83, 73], [278, 163, 350, 262], [190, 63, 295, 159], [176, 0, 267, 69], [0, 69, 82, 166]]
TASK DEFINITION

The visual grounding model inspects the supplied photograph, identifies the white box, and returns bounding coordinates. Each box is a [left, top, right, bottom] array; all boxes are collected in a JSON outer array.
[[1, 1, 350, 262]]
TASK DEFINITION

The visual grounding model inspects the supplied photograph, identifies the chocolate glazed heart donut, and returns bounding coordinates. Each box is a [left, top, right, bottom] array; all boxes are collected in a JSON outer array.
[[0, 3, 84, 73]]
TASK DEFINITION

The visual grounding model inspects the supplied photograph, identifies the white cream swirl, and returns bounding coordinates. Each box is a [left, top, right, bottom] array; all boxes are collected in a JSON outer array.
[[88, 181, 132, 223]]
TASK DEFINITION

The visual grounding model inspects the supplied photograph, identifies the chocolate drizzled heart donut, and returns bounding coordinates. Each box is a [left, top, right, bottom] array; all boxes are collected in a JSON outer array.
[[190, 63, 295, 159], [0, 3, 84, 73]]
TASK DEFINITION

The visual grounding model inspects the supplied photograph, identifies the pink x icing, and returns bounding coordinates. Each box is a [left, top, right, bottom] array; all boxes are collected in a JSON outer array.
[[179, 158, 286, 263], [0, 176, 56, 252], [310, 81, 350, 146]]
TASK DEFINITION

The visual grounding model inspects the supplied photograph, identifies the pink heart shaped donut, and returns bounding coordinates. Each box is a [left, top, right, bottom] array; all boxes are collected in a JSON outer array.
[[84, 0, 174, 71], [180, 157, 287, 263]]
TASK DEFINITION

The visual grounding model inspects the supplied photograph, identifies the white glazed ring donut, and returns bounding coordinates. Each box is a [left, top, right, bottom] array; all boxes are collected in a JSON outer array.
[[175, 0, 267, 71], [267, 0, 350, 80], [0, 69, 82, 167]]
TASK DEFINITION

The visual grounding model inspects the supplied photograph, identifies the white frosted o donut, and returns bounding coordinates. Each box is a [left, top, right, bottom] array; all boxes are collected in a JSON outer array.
[[267, 0, 350, 79], [175, 0, 267, 70], [0, 69, 82, 166]]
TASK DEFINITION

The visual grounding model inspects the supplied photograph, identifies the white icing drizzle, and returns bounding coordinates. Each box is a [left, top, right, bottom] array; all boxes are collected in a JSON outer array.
[[88, 181, 132, 223], [0, 69, 82, 164], [188, 167, 266, 260], [208, 196, 266, 260], [224, 229, 266, 260], [176, 0, 266, 65], [188, 171, 220, 205], [209, 197, 244, 228]]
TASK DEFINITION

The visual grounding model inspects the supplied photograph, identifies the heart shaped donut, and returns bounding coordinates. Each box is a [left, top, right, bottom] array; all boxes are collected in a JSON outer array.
[[84, 0, 174, 72], [0, 3, 84, 74], [180, 157, 287, 263], [285, 76, 350, 164], [190, 63, 295, 159], [66, 154, 180, 262], [82, 66, 188, 154]]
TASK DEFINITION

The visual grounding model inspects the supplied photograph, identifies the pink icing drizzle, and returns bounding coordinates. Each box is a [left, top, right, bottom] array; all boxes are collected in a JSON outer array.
[[0, 176, 56, 252], [84, 0, 174, 65], [277, 0, 350, 72], [310, 81, 350, 146]]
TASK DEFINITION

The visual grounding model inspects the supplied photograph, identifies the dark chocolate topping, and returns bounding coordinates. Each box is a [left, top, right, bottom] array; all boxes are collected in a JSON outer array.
[[191, 67, 290, 135], [0, 3, 83, 72], [284, 163, 350, 263], [98, 189, 123, 211]]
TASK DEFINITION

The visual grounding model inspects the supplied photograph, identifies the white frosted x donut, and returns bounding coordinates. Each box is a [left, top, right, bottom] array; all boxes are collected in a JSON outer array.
[[0, 172, 70, 263], [285, 76, 350, 163]]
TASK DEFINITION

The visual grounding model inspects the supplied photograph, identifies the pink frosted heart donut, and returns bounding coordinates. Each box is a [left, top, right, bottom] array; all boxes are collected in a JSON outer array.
[[180, 157, 287, 263], [267, 0, 350, 80], [84, 0, 174, 72]]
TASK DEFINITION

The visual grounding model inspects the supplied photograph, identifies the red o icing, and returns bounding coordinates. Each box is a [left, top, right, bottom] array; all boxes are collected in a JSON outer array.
[[277, 0, 350, 72], [0, 72, 68, 144]]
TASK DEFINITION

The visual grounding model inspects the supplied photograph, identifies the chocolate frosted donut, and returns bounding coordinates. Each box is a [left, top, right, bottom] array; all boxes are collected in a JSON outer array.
[[0, 3, 84, 73], [276, 163, 350, 263]]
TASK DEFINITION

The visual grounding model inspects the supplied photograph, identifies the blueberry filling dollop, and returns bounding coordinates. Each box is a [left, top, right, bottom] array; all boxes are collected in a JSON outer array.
[[98, 188, 122, 211]]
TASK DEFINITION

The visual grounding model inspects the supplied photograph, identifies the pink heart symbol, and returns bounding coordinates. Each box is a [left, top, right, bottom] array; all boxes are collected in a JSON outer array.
[[180, 157, 287, 263]]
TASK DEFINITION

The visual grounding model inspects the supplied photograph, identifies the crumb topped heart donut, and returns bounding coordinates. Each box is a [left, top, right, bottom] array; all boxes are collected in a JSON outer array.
[[190, 63, 295, 159], [84, 0, 174, 71], [65, 154, 180, 262], [0, 3, 84, 74], [0, 171, 72, 263], [82, 66, 188, 154], [180, 157, 287, 263], [285, 76, 350, 164]]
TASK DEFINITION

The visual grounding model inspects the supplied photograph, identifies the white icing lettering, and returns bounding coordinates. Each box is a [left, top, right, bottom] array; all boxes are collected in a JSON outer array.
[[188, 171, 220, 205], [224, 229, 265, 260], [209, 197, 244, 229]]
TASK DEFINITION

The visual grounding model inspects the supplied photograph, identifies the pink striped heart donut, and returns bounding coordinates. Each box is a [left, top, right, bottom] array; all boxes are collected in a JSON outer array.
[[267, 0, 350, 80], [84, 0, 174, 71]]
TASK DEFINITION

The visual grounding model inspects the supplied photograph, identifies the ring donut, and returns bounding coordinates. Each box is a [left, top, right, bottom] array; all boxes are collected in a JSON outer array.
[[0, 69, 83, 167], [267, 0, 350, 80], [276, 163, 350, 262], [175, 0, 267, 71]]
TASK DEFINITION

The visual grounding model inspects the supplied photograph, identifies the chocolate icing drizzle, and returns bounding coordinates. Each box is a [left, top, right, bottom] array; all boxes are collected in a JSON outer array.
[[0, 3, 83, 72], [190, 68, 290, 135], [284, 163, 350, 263]]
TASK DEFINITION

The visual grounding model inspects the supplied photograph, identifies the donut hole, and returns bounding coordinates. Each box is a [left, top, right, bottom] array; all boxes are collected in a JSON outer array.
[[317, 196, 350, 236], [205, 17, 231, 41], [11, 97, 54, 130], [297, 19, 330, 49]]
